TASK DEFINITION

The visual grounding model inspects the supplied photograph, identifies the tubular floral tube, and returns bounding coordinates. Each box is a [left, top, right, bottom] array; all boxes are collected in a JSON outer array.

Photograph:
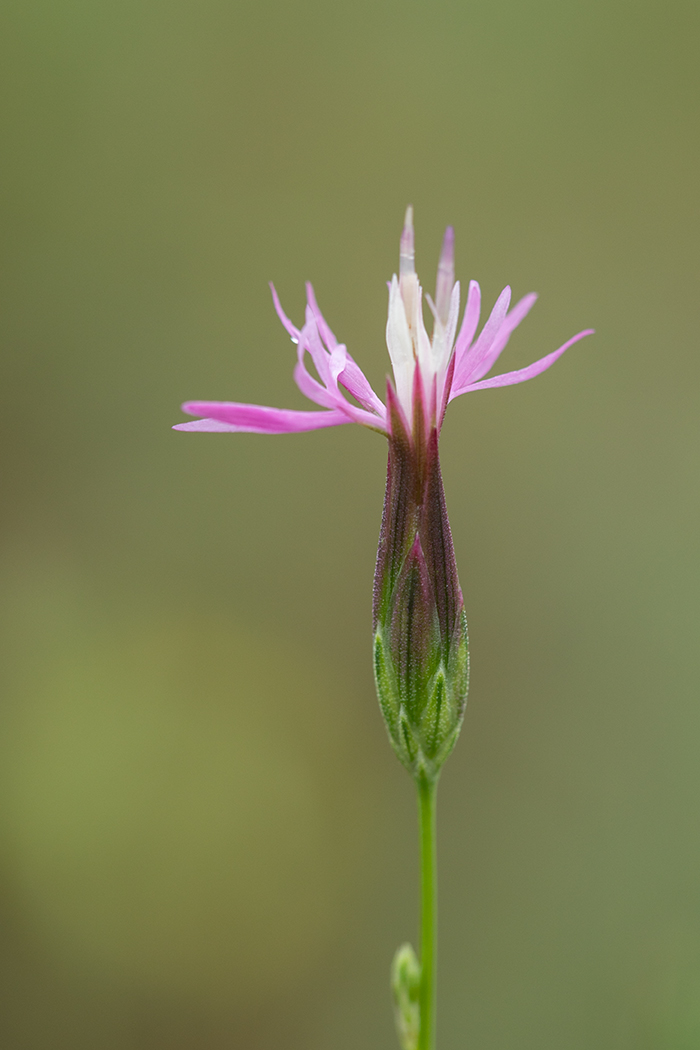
[[175, 208, 593, 1049]]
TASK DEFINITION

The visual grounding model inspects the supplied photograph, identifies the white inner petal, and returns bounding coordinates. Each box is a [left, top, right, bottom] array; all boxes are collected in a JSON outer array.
[[385, 220, 461, 428], [386, 274, 416, 421]]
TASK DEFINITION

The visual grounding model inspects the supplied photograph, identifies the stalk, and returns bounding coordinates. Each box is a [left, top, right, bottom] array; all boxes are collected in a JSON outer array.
[[417, 775, 438, 1050]]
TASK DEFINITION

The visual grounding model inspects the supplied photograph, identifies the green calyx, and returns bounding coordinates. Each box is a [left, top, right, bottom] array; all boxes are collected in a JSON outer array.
[[374, 608, 468, 782], [372, 397, 469, 781]]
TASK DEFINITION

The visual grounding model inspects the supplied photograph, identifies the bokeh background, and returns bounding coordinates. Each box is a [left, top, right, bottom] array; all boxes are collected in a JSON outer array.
[[1, 0, 699, 1047]]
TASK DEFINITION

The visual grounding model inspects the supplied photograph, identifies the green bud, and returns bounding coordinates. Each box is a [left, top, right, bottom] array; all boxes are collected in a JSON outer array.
[[391, 942, 421, 1050]]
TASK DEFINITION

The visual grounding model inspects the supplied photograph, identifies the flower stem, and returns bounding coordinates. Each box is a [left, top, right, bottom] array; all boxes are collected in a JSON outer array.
[[417, 774, 438, 1050]]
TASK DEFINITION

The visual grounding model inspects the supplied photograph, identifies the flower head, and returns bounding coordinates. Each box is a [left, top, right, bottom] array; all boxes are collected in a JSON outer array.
[[175, 211, 593, 781], [175, 206, 593, 442]]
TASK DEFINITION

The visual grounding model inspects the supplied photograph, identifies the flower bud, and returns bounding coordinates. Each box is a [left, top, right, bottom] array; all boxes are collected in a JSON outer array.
[[373, 382, 469, 782], [391, 943, 421, 1050]]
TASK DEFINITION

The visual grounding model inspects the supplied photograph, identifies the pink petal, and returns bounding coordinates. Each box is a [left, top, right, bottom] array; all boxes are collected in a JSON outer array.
[[176, 401, 353, 434], [466, 292, 539, 385], [452, 280, 481, 360], [329, 343, 350, 385], [501, 291, 538, 332], [456, 329, 595, 394], [434, 226, 455, 325], [293, 357, 339, 408], [174, 418, 260, 433], [269, 284, 300, 340], [302, 309, 334, 388], [305, 283, 338, 348], [338, 356, 386, 416], [293, 336, 386, 428], [293, 326, 340, 408], [452, 285, 511, 392]]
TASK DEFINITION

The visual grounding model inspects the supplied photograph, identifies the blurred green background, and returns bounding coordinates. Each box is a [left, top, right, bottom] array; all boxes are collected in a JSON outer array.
[[1, 0, 699, 1047]]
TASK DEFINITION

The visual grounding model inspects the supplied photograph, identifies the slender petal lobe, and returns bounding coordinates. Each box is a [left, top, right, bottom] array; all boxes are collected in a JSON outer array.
[[459, 329, 595, 393], [176, 401, 352, 434]]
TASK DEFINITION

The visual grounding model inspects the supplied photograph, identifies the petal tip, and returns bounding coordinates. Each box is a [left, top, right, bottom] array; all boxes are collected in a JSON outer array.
[[400, 206, 415, 276]]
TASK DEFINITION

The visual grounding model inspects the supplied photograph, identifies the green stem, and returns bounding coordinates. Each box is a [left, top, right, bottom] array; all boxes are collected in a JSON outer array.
[[417, 775, 438, 1050]]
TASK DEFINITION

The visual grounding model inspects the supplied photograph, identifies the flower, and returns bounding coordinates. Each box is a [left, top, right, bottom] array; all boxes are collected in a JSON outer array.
[[174, 206, 593, 441], [175, 209, 592, 780]]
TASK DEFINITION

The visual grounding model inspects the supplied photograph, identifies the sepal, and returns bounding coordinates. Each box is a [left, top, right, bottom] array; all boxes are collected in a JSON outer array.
[[373, 632, 400, 738], [373, 610, 469, 780]]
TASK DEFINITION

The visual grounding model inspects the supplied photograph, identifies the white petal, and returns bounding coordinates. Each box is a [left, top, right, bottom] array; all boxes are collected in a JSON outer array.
[[386, 274, 416, 419]]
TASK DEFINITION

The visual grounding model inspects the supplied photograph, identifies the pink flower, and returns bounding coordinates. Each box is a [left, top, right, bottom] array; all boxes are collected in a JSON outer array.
[[174, 207, 593, 440], [176, 210, 593, 781]]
